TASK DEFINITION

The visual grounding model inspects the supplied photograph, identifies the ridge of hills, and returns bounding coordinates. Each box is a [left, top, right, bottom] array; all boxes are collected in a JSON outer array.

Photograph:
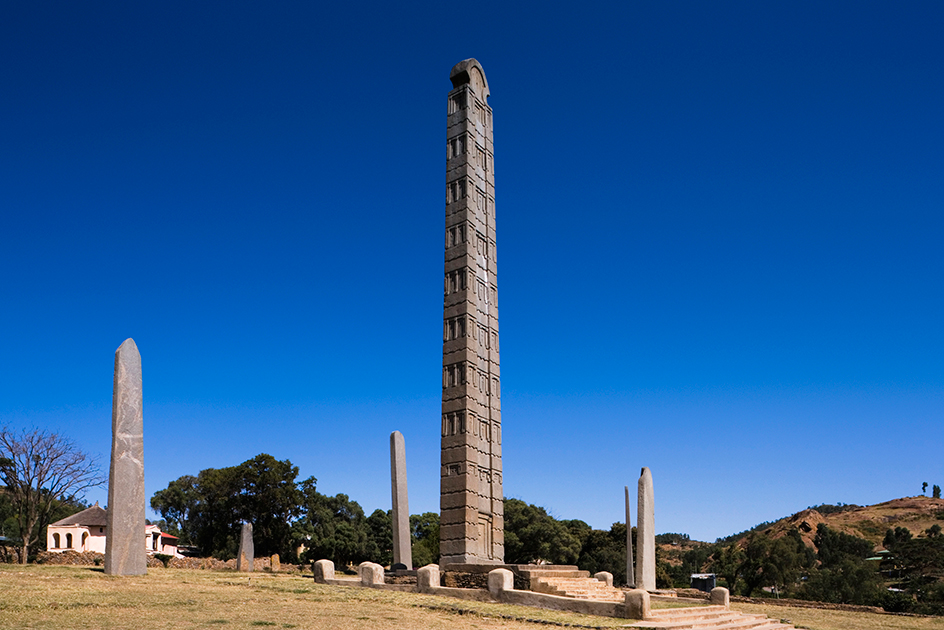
[[719, 495, 944, 551]]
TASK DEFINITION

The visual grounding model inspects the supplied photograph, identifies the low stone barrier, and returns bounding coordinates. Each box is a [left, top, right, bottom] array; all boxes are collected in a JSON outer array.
[[315, 561, 652, 619]]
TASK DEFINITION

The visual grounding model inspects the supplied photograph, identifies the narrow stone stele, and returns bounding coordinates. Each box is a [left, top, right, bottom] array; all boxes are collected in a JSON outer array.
[[635, 467, 656, 591], [237, 522, 254, 572], [390, 430, 412, 569], [105, 338, 147, 576], [625, 485, 635, 587]]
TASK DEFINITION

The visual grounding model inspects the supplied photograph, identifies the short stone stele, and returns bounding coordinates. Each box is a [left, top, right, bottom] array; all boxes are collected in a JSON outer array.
[[105, 338, 147, 576], [237, 521, 254, 572]]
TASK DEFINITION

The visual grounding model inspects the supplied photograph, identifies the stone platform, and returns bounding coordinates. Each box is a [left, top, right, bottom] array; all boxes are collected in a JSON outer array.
[[442, 564, 589, 590]]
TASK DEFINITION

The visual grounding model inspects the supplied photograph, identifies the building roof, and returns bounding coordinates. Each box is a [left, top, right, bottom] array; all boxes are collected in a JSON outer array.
[[50, 505, 107, 527]]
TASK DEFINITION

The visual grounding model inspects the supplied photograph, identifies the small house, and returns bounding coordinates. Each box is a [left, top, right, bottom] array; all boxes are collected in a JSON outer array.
[[46, 503, 181, 557]]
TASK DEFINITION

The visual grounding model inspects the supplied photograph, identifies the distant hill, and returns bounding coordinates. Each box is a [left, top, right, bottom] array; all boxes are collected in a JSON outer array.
[[726, 495, 944, 550]]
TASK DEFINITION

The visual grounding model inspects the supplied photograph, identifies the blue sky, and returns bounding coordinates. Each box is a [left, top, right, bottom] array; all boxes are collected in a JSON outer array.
[[2, 1, 942, 543]]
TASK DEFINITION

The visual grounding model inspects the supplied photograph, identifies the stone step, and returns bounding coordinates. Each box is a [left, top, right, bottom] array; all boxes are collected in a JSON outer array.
[[531, 576, 625, 602], [627, 610, 796, 630], [518, 569, 591, 579], [648, 605, 730, 618]]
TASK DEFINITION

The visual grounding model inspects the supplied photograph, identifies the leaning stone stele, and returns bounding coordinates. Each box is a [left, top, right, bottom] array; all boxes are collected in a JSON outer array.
[[625, 485, 635, 587], [237, 521, 254, 572], [105, 338, 147, 576], [635, 467, 656, 591], [390, 430, 412, 569], [440, 58, 503, 565]]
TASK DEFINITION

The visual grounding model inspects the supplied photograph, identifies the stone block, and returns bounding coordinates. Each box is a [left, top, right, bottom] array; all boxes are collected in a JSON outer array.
[[417, 564, 440, 593], [594, 571, 613, 588], [313, 559, 334, 583], [710, 586, 730, 608], [625, 589, 651, 620], [358, 561, 384, 586], [487, 568, 514, 598], [270, 554, 280, 572]]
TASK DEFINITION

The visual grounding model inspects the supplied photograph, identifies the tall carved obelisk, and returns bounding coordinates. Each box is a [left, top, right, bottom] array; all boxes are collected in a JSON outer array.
[[440, 59, 503, 565]]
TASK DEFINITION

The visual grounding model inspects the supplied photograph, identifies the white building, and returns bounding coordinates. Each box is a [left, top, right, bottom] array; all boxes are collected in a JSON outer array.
[[46, 503, 180, 557]]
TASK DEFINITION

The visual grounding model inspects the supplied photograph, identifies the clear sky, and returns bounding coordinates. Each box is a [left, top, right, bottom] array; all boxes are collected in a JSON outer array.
[[2, 1, 942, 543]]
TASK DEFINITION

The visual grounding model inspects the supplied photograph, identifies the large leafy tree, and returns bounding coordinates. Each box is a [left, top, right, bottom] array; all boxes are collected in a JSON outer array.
[[503, 498, 582, 565], [365, 509, 392, 567], [739, 529, 814, 596], [883, 525, 944, 614], [575, 521, 629, 585], [0, 427, 105, 563], [410, 512, 440, 567], [294, 477, 370, 568], [797, 524, 883, 605], [710, 543, 745, 593], [151, 454, 304, 559]]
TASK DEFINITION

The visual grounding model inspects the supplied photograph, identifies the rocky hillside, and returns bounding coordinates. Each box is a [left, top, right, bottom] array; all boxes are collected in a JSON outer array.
[[740, 496, 944, 550]]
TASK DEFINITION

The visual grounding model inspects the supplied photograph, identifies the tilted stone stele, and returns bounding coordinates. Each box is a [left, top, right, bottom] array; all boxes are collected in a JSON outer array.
[[625, 485, 635, 587]]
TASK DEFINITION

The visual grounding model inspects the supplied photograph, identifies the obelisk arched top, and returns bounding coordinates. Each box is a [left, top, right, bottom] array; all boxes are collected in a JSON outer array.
[[450, 58, 489, 100]]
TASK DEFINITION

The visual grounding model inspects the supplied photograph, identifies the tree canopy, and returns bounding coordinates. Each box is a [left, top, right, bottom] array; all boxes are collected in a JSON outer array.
[[151, 454, 304, 559]]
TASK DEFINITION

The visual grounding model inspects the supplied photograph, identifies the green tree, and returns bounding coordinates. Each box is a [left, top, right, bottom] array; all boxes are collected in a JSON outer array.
[[0, 427, 105, 563], [503, 498, 581, 565], [797, 525, 883, 605], [924, 482, 929, 495], [151, 454, 304, 560], [801, 556, 884, 605], [410, 512, 440, 567], [575, 522, 627, 585], [813, 524, 873, 567], [294, 478, 370, 568], [934, 485, 942, 499], [710, 543, 745, 593], [883, 525, 944, 614], [739, 529, 813, 596], [365, 509, 392, 567]]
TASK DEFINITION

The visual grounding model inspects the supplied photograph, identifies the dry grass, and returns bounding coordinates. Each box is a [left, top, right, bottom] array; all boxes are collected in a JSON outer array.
[[2, 565, 943, 630], [733, 601, 944, 630], [0, 565, 627, 629]]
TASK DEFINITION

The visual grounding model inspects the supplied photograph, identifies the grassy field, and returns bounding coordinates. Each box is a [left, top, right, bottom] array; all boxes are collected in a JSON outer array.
[[2, 565, 943, 630]]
